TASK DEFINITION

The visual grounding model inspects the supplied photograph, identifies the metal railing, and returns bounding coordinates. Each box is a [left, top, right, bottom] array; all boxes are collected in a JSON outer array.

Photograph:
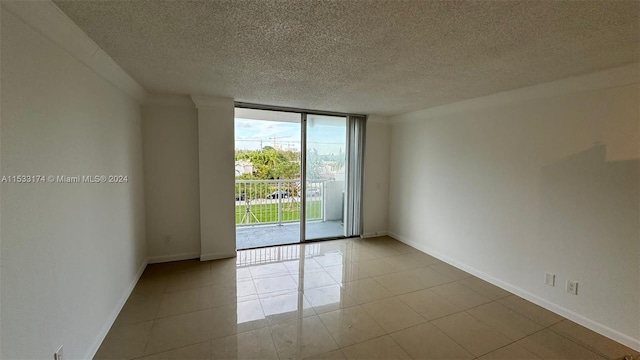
[[235, 179, 324, 226]]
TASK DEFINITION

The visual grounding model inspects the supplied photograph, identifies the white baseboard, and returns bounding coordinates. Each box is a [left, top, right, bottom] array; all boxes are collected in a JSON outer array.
[[147, 252, 201, 264], [361, 231, 389, 238], [85, 259, 147, 359], [388, 231, 640, 352], [200, 251, 237, 262]]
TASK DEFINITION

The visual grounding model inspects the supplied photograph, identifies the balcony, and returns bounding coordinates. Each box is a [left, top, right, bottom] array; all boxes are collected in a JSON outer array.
[[235, 179, 345, 249]]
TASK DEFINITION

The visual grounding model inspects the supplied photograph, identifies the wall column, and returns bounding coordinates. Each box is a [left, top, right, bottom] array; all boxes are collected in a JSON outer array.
[[191, 95, 236, 260]]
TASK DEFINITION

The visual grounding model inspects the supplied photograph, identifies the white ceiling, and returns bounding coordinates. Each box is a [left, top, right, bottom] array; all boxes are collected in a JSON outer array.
[[53, 0, 639, 116]]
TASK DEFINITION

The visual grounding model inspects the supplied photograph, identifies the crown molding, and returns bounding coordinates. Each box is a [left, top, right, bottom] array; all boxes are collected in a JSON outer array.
[[1, 0, 148, 103], [391, 63, 640, 123]]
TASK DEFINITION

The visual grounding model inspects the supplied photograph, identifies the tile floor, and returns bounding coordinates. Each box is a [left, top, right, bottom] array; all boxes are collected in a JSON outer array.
[[95, 237, 639, 360]]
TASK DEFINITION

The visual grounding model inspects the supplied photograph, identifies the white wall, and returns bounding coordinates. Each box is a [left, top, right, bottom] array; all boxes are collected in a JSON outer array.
[[1, 7, 147, 360], [192, 96, 237, 260], [142, 96, 201, 263], [362, 117, 391, 237], [388, 65, 639, 350]]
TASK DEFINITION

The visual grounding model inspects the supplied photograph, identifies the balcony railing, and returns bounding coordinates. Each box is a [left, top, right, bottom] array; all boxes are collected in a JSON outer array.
[[235, 179, 324, 226]]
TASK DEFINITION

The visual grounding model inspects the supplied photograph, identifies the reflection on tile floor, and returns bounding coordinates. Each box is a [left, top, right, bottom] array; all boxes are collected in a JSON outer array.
[[95, 237, 639, 360], [236, 221, 345, 249]]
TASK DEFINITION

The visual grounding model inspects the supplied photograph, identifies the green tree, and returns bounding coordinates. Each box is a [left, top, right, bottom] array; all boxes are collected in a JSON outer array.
[[235, 147, 300, 180]]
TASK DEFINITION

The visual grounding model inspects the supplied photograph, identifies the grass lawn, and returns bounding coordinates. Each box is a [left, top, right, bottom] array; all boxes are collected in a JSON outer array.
[[236, 200, 321, 225]]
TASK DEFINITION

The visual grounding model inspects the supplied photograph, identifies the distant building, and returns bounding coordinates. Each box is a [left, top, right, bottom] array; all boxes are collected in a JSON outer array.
[[235, 160, 254, 177], [319, 161, 345, 180]]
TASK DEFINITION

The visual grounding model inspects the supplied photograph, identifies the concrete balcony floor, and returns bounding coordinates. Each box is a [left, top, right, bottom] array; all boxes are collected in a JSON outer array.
[[236, 220, 344, 249]]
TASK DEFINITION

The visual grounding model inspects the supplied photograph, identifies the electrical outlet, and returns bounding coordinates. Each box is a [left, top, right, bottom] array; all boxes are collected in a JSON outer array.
[[566, 280, 578, 295], [545, 273, 555, 287], [54, 345, 64, 360]]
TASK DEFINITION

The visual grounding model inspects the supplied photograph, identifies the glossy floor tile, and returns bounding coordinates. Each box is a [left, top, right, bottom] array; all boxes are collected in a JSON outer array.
[[211, 327, 279, 359], [361, 297, 426, 333], [390, 322, 474, 360], [429, 282, 492, 309], [516, 329, 607, 359], [270, 316, 338, 359], [373, 269, 429, 295], [476, 343, 542, 360], [398, 288, 463, 321], [94, 237, 638, 360], [467, 302, 544, 341], [138, 341, 212, 360], [317, 306, 386, 347], [94, 321, 154, 360], [431, 311, 512, 356], [549, 320, 640, 360], [341, 335, 410, 359]]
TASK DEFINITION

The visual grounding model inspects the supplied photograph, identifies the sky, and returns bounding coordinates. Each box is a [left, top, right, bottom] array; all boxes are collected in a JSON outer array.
[[235, 116, 347, 156]]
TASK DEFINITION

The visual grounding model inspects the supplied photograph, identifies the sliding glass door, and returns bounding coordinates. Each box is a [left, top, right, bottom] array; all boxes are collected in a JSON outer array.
[[304, 115, 347, 240], [234, 105, 364, 249]]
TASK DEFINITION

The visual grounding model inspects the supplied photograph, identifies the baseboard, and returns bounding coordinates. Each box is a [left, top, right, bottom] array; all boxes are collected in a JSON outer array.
[[361, 231, 389, 238], [200, 251, 237, 262], [147, 252, 201, 264], [85, 259, 147, 359], [388, 231, 640, 351]]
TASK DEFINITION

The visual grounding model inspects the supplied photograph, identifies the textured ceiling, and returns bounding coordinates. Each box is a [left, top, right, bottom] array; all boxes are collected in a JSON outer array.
[[53, 0, 639, 116]]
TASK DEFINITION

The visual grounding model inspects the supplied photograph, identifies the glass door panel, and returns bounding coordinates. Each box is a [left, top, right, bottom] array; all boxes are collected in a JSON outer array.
[[234, 108, 302, 249], [305, 114, 347, 240]]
